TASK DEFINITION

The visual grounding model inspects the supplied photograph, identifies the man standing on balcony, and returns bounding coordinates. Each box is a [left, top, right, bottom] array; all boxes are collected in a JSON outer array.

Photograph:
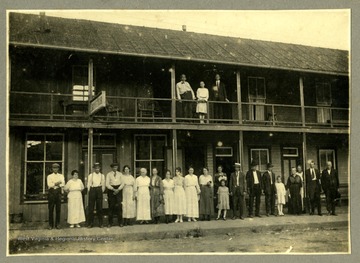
[[305, 160, 322, 216], [87, 162, 106, 228], [47, 163, 65, 230], [262, 163, 276, 216], [246, 161, 262, 218], [209, 74, 229, 122], [176, 74, 195, 121], [321, 161, 339, 216]]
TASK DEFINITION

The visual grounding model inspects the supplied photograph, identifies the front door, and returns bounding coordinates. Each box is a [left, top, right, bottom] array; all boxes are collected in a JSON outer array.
[[184, 146, 205, 176], [83, 149, 117, 210]]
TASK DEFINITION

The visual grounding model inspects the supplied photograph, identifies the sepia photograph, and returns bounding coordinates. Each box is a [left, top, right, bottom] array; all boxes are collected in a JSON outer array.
[[6, 9, 350, 255]]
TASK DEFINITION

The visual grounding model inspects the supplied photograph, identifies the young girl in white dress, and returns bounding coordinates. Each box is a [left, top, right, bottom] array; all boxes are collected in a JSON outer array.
[[64, 170, 86, 228], [216, 179, 230, 220], [196, 81, 209, 124], [275, 175, 286, 216], [162, 170, 175, 224]]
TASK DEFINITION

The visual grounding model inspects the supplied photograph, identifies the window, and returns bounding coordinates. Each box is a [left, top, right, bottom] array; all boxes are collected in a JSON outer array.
[[282, 147, 299, 157], [215, 147, 233, 157], [134, 135, 166, 177], [319, 149, 336, 170], [82, 133, 116, 148], [24, 134, 64, 202], [72, 66, 95, 101], [250, 148, 270, 172], [248, 77, 266, 121], [316, 82, 332, 124]]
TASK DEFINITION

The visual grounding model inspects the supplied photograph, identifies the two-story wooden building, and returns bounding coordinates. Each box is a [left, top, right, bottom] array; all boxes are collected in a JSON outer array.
[[8, 12, 349, 222]]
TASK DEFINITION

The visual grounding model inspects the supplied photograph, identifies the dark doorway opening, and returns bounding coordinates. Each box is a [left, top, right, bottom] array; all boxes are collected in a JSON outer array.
[[184, 146, 205, 176]]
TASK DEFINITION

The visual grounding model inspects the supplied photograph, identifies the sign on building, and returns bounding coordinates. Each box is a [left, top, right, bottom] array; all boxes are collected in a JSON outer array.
[[89, 91, 106, 115]]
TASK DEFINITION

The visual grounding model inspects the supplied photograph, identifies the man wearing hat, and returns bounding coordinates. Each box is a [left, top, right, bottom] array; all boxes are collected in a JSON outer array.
[[246, 161, 263, 218], [106, 162, 124, 227], [87, 162, 106, 228], [229, 163, 246, 220], [47, 163, 65, 230], [262, 163, 276, 216]]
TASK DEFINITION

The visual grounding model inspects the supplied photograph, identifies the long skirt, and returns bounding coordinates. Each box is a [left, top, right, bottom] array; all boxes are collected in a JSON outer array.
[[122, 185, 136, 218], [136, 186, 151, 220], [163, 189, 174, 215], [199, 185, 214, 215], [196, 102, 207, 114], [185, 186, 199, 218], [173, 186, 186, 215], [67, 191, 86, 224], [150, 187, 164, 218]]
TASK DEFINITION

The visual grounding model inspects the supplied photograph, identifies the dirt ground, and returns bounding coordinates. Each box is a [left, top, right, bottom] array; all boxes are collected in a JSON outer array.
[[10, 224, 349, 254]]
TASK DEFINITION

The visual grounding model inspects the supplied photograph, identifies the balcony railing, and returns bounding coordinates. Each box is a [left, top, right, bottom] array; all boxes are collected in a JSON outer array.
[[9, 91, 349, 128]]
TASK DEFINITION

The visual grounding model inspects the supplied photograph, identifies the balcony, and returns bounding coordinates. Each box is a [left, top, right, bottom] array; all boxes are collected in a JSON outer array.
[[9, 91, 349, 129]]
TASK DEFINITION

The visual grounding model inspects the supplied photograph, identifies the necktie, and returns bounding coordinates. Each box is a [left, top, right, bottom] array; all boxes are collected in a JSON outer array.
[[311, 169, 315, 179], [236, 172, 239, 186], [269, 172, 272, 184], [217, 81, 219, 87]]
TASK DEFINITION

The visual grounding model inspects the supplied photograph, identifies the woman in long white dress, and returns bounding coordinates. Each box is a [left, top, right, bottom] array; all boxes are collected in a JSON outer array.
[[173, 167, 186, 223], [196, 81, 209, 124], [122, 165, 136, 226], [162, 170, 175, 224], [135, 168, 151, 224], [64, 170, 86, 228], [184, 166, 201, 222]]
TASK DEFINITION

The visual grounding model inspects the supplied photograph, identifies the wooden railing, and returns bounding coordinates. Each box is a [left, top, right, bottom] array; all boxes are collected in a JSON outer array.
[[9, 91, 349, 128]]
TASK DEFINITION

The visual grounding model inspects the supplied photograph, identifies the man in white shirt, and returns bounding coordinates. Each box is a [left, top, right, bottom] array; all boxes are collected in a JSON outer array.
[[87, 162, 105, 228], [176, 74, 195, 120], [106, 163, 124, 227], [47, 163, 65, 230], [305, 160, 322, 216], [246, 161, 263, 218]]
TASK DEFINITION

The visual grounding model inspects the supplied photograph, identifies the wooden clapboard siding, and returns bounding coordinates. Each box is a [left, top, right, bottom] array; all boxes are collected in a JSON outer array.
[[206, 144, 214, 178]]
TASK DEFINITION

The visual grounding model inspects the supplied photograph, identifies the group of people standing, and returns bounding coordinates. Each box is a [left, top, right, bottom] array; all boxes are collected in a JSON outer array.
[[176, 73, 229, 123], [46, 159, 340, 229]]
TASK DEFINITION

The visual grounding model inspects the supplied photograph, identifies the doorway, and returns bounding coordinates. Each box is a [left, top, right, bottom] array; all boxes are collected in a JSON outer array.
[[184, 146, 205, 176]]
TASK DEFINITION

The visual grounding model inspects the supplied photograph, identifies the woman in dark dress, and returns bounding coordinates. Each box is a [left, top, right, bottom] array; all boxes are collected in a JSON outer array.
[[286, 167, 303, 215], [199, 167, 214, 221], [150, 167, 164, 224]]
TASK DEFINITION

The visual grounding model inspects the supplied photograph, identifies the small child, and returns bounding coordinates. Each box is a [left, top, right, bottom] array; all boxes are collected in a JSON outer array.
[[275, 176, 286, 216], [216, 179, 230, 220]]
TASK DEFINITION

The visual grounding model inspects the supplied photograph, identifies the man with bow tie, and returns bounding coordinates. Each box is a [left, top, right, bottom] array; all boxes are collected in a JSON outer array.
[[305, 160, 322, 216]]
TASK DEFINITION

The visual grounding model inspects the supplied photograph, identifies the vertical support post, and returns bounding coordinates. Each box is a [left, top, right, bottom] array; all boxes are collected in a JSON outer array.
[[171, 63, 176, 123], [236, 70, 242, 124], [302, 132, 307, 202], [87, 127, 94, 184], [172, 129, 177, 172], [299, 76, 306, 127], [50, 93, 54, 120], [239, 131, 244, 167], [88, 58, 94, 117]]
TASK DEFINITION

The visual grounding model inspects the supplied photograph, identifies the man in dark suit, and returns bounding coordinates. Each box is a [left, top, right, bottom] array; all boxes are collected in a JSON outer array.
[[229, 163, 246, 220], [209, 74, 229, 121], [262, 163, 276, 216], [305, 160, 322, 216], [321, 161, 339, 216], [246, 161, 263, 218]]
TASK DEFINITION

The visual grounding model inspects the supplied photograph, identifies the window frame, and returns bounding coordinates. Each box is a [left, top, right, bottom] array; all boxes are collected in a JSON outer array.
[[23, 133, 65, 203], [72, 65, 96, 101], [318, 149, 337, 170], [248, 76, 266, 100], [249, 148, 270, 173], [134, 134, 167, 177]]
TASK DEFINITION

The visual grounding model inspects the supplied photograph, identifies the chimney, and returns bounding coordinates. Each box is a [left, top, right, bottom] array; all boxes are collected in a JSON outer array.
[[39, 12, 51, 33], [182, 25, 187, 32]]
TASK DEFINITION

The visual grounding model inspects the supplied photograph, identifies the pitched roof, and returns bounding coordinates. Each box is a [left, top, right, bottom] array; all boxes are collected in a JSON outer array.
[[9, 12, 349, 75]]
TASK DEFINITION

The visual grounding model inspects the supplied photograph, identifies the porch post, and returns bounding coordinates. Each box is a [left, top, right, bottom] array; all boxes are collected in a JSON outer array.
[[171, 63, 176, 123], [302, 132, 307, 205], [172, 129, 177, 171], [87, 127, 94, 183], [239, 131, 244, 166], [236, 70, 242, 124], [299, 76, 306, 127], [88, 58, 94, 119]]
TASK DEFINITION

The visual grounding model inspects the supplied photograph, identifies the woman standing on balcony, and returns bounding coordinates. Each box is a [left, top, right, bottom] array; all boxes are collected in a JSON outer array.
[[135, 168, 151, 224], [196, 81, 209, 124], [64, 170, 85, 228], [150, 167, 164, 224], [199, 167, 214, 221], [122, 165, 136, 226], [173, 167, 186, 223], [184, 166, 201, 222]]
